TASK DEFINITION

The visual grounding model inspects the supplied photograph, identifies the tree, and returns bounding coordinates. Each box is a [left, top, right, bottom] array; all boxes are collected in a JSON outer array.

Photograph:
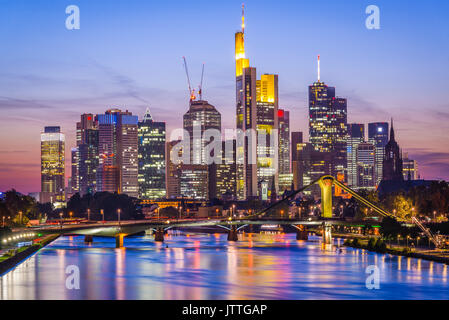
[[159, 206, 179, 218]]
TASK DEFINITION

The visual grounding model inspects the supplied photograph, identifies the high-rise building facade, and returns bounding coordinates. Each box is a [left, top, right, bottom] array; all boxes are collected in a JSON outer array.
[[183, 100, 221, 165], [356, 142, 376, 189], [166, 140, 182, 199], [180, 165, 209, 200], [40, 126, 65, 203], [382, 120, 403, 182], [78, 128, 99, 196], [235, 6, 257, 200], [291, 131, 303, 190], [182, 100, 221, 200], [97, 109, 138, 197], [138, 108, 166, 200], [236, 65, 258, 200], [211, 140, 237, 200], [347, 123, 365, 187], [294, 142, 332, 197], [308, 57, 347, 178], [72, 114, 97, 194], [278, 109, 291, 192], [403, 154, 419, 180], [368, 122, 389, 185], [256, 74, 279, 198]]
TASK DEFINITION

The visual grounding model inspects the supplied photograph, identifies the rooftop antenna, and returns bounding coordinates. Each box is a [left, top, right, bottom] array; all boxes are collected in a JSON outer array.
[[242, 3, 245, 34], [198, 63, 205, 100], [317, 55, 321, 82], [182, 56, 196, 102]]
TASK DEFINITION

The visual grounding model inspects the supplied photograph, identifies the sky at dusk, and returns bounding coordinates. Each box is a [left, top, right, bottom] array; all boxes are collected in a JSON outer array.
[[0, 0, 448, 194]]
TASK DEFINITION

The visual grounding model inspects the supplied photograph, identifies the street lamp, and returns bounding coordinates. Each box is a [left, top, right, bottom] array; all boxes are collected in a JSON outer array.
[[117, 209, 121, 226], [59, 212, 63, 228], [101, 209, 104, 223], [87, 209, 91, 222]]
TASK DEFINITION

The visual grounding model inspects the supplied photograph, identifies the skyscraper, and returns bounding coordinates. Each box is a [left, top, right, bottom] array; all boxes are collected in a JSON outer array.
[[278, 109, 291, 192], [166, 140, 182, 199], [40, 126, 65, 203], [78, 128, 99, 196], [180, 165, 209, 200], [356, 142, 376, 189], [182, 100, 221, 200], [183, 100, 221, 165], [382, 119, 403, 182], [294, 142, 332, 197], [308, 56, 347, 178], [138, 108, 166, 200], [236, 5, 257, 200], [291, 131, 303, 190], [211, 140, 237, 200], [97, 109, 138, 197], [73, 114, 97, 194], [70, 147, 78, 196], [368, 122, 389, 185], [403, 153, 419, 181], [347, 123, 365, 187], [256, 74, 279, 197]]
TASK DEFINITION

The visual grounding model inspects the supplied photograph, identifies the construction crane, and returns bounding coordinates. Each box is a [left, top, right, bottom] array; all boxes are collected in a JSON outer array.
[[182, 57, 196, 102]]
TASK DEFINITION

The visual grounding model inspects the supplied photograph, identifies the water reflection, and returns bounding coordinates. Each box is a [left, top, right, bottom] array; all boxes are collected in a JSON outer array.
[[0, 233, 448, 300]]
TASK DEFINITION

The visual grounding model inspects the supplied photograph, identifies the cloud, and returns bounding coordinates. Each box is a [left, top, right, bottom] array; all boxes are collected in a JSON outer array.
[[0, 162, 40, 173], [0, 96, 57, 111]]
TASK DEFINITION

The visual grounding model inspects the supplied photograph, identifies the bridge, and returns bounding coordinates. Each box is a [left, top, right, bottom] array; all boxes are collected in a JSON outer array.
[[23, 175, 435, 248]]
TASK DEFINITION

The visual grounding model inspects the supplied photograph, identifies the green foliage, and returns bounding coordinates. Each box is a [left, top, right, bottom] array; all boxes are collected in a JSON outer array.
[[381, 217, 403, 238], [159, 206, 179, 218], [367, 238, 376, 250], [0, 190, 39, 226], [374, 239, 387, 253], [351, 238, 361, 248]]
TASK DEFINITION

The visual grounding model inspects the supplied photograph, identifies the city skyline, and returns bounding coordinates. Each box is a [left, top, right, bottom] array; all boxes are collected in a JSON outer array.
[[1, 0, 449, 194]]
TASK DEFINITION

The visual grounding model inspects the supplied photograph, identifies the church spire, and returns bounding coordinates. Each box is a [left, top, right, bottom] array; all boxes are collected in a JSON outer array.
[[390, 118, 395, 142]]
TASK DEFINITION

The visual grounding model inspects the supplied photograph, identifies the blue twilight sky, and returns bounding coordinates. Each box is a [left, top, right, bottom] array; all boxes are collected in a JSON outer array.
[[0, 0, 448, 193]]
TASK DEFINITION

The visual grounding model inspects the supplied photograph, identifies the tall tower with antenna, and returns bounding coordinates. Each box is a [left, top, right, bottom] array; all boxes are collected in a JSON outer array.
[[308, 55, 348, 193], [235, 4, 257, 200]]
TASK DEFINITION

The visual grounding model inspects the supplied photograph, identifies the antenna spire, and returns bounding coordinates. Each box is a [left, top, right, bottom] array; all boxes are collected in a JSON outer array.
[[317, 55, 321, 82], [143, 107, 153, 122], [242, 3, 245, 34]]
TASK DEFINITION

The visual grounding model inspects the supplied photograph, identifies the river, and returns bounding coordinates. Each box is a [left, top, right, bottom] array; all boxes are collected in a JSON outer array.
[[0, 232, 448, 300]]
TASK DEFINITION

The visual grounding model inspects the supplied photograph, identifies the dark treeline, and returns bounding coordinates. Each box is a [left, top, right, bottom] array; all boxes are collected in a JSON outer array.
[[0, 190, 143, 226], [64, 192, 143, 221]]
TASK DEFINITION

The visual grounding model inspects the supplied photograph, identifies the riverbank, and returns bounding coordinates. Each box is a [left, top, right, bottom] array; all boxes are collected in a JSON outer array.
[[344, 237, 449, 265], [0, 234, 59, 275]]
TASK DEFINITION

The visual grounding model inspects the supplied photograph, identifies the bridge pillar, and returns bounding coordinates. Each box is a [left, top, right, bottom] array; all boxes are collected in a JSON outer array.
[[322, 223, 332, 245], [227, 225, 238, 242], [296, 225, 308, 241], [115, 234, 125, 248], [84, 235, 93, 244], [318, 177, 334, 218], [154, 228, 165, 242]]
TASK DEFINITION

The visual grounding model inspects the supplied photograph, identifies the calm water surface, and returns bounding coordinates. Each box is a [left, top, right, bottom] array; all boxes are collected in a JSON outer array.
[[1, 232, 448, 300]]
